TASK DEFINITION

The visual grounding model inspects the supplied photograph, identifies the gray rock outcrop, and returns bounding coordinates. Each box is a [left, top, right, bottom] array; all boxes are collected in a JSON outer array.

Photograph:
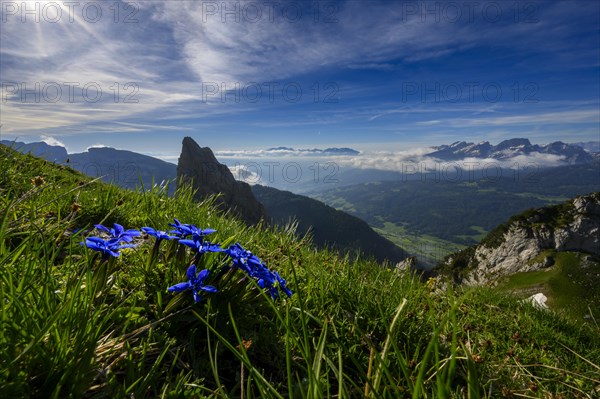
[[395, 256, 417, 272], [177, 137, 267, 225], [440, 192, 600, 285]]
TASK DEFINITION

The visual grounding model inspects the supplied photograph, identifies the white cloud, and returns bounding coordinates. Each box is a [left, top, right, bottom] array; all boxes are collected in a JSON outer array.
[[229, 164, 266, 186], [336, 149, 569, 173], [40, 135, 66, 148], [442, 110, 600, 128], [86, 144, 108, 150]]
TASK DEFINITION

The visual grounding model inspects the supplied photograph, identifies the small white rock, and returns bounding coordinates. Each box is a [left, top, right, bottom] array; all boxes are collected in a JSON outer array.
[[522, 293, 548, 309]]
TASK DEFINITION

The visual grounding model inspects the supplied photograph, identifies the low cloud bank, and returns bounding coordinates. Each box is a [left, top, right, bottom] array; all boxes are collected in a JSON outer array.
[[337, 149, 568, 173]]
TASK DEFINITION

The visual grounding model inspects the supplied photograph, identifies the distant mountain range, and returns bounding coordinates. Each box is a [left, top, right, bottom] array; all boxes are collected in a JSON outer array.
[[4, 138, 597, 196], [426, 138, 595, 164], [0, 140, 69, 163], [265, 147, 360, 155], [573, 141, 600, 153], [0, 140, 176, 192]]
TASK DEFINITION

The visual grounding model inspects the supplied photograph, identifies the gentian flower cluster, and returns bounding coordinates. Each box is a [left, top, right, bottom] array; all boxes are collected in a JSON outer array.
[[95, 223, 141, 242], [169, 218, 216, 241], [81, 223, 140, 259], [167, 221, 292, 301], [169, 218, 223, 264], [82, 219, 292, 303], [226, 243, 293, 299]]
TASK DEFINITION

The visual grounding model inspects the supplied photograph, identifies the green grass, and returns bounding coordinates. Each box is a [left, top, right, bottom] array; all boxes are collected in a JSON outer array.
[[1, 145, 600, 398], [499, 251, 600, 322]]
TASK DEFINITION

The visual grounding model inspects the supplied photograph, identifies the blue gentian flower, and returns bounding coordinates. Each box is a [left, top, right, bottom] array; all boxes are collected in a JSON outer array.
[[227, 244, 268, 277], [95, 223, 140, 243], [225, 243, 254, 273], [141, 227, 178, 241], [167, 265, 217, 303], [191, 227, 217, 242], [168, 219, 216, 241], [179, 238, 224, 254], [225, 243, 292, 299], [168, 218, 195, 237], [81, 236, 136, 258]]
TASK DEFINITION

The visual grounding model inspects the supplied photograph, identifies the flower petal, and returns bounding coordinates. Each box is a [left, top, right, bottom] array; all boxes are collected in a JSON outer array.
[[179, 239, 197, 249], [197, 268, 210, 282], [113, 223, 124, 235], [200, 285, 217, 293], [186, 265, 197, 281], [108, 249, 121, 258], [94, 224, 110, 233], [193, 291, 202, 303], [167, 282, 190, 292]]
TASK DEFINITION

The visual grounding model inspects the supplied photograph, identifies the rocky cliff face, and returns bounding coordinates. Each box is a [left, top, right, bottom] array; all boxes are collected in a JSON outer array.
[[177, 137, 267, 225], [439, 192, 600, 285]]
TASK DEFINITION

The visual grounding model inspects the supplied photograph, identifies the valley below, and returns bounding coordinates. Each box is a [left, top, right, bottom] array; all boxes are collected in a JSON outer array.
[[310, 161, 600, 268]]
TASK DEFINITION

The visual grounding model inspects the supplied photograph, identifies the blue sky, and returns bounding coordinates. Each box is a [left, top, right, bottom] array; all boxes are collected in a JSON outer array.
[[1, 0, 599, 158]]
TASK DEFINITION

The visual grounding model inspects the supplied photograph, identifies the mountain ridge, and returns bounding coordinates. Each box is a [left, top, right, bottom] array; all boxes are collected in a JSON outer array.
[[252, 184, 407, 264], [0, 140, 177, 191], [426, 138, 595, 164]]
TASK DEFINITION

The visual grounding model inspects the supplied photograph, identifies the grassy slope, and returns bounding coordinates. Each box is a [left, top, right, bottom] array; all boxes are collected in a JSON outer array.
[[1, 145, 599, 398], [499, 251, 600, 322]]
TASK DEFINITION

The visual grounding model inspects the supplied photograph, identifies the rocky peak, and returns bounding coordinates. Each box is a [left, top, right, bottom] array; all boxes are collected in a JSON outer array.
[[177, 137, 267, 225], [495, 138, 531, 151]]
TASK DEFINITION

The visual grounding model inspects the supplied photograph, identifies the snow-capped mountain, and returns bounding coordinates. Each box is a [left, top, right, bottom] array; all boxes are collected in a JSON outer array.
[[426, 138, 595, 164]]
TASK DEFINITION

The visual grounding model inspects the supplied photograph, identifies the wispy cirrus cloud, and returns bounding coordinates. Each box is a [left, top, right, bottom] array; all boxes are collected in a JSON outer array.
[[441, 109, 599, 128], [1, 0, 598, 150]]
